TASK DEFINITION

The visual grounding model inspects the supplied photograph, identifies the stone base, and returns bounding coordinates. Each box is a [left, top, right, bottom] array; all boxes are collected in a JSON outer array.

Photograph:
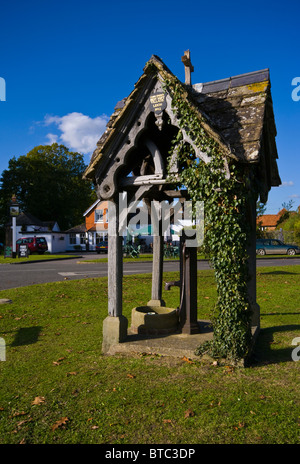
[[131, 305, 179, 335], [102, 321, 260, 367], [147, 299, 166, 307], [104, 320, 213, 360], [102, 315, 128, 354]]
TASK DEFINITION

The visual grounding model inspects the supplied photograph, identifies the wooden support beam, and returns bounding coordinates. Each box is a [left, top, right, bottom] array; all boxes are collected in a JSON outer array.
[[148, 200, 165, 307], [107, 200, 123, 317], [180, 235, 199, 334]]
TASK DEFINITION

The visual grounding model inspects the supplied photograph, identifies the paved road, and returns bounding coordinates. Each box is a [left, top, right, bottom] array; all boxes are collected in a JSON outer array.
[[0, 253, 299, 291]]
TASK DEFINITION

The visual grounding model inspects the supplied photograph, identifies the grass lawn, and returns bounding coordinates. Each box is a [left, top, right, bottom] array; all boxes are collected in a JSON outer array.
[[0, 265, 299, 444], [0, 254, 78, 264]]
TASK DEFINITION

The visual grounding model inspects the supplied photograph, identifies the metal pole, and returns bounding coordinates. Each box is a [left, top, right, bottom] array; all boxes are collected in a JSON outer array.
[[12, 216, 17, 259]]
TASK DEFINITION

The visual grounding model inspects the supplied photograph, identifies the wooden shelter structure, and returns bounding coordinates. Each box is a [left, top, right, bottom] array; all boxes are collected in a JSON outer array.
[[83, 53, 281, 355]]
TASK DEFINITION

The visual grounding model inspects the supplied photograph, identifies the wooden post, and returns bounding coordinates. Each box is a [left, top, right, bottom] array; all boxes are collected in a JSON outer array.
[[107, 200, 123, 316], [102, 199, 128, 353], [180, 237, 199, 334], [181, 50, 194, 86], [148, 200, 165, 307]]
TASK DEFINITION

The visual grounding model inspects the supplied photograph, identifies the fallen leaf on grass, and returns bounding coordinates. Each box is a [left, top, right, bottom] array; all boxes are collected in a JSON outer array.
[[11, 411, 27, 417], [127, 373, 136, 379], [32, 396, 45, 405], [234, 422, 245, 430], [182, 356, 194, 364], [52, 357, 65, 366], [184, 409, 195, 418], [67, 372, 78, 376], [224, 365, 235, 374], [51, 417, 69, 431], [17, 418, 32, 428]]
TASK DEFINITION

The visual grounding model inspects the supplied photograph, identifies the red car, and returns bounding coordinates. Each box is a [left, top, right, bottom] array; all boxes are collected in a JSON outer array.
[[16, 237, 48, 254]]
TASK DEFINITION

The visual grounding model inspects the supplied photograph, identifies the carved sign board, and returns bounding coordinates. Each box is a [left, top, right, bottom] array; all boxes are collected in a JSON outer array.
[[149, 91, 167, 114], [18, 244, 28, 258]]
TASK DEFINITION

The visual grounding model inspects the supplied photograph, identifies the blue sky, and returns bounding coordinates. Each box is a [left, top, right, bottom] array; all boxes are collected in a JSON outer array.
[[0, 0, 299, 213]]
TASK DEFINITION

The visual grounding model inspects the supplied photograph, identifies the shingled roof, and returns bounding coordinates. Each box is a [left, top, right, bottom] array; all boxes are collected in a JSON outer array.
[[84, 55, 280, 200]]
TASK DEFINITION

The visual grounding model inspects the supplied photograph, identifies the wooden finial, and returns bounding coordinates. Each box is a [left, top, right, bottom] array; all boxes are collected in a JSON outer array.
[[181, 50, 194, 85]]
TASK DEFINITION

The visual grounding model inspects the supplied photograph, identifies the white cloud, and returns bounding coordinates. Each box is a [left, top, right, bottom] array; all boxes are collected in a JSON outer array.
[[46, 133, 58, 145], [44, 112, 109, 154], [289, 194, 300, 199], [281, 181, 294, 187]]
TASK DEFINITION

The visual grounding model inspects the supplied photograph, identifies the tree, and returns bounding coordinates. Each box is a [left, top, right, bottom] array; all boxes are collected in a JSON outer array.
[[281, 199, 294, 211], [256, 200, 267, 237], [0, 144, 96, 231], [256, 199, 267, 217]]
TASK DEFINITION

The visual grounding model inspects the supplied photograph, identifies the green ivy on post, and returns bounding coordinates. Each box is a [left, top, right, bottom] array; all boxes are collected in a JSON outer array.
[[164, 76, 254, 363]]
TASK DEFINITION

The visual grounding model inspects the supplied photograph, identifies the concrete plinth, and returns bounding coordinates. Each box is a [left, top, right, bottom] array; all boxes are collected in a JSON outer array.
[[102, 321, 260, 367], [102, 315, 128, 354], [104, 320, 213, 360]]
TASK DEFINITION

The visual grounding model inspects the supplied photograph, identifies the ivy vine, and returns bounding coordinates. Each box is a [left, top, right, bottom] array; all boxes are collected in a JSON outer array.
[[163, 76, 254, 362]]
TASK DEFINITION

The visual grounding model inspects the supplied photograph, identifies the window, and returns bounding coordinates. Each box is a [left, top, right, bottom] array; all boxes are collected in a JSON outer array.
[[95, 209, 104, 223], [96, 233, 102, 244], [69, 233, 76, 244], [80, 233, 85, 244]]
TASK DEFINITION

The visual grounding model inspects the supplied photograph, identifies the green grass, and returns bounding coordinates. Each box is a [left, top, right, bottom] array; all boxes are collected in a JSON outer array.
[[83, 254, 180, 263], [0, 266, 299, 444], [0, 254, 78, 264]]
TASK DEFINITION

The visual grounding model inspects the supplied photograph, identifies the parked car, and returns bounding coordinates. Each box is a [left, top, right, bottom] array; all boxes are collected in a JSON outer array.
[[96, 240, 108, 254], [256, 239, 300, 255], [16, 237, 48, 255]]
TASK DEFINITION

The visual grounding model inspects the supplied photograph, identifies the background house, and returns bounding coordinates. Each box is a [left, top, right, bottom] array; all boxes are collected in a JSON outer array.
[[6, 211, 66, 253], [65, 200, 109, 251], [257, 208, 287, 231]]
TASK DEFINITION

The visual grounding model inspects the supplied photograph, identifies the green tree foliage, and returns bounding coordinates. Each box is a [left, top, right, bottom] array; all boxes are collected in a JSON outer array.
[[0, 144, 96, 230], [278, 209, 300, 241], [256, 200, 267, 237]]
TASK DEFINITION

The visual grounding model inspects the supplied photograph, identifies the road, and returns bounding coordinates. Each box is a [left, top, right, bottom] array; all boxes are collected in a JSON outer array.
[[0, 253, 300, 291]]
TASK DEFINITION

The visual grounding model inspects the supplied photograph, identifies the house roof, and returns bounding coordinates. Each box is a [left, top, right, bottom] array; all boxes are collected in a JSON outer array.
[[65, 223, 86, 233], [16, 212, 45, 227], [83, 54, 280, 201], [257, 208, 286, 227], [83, 199, 101, 217]]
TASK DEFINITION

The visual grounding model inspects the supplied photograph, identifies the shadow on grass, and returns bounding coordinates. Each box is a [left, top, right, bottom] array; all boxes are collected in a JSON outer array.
[[11, 326, 43, 347], [259, 271, 297, 275], [251, 324, 300, 366]]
